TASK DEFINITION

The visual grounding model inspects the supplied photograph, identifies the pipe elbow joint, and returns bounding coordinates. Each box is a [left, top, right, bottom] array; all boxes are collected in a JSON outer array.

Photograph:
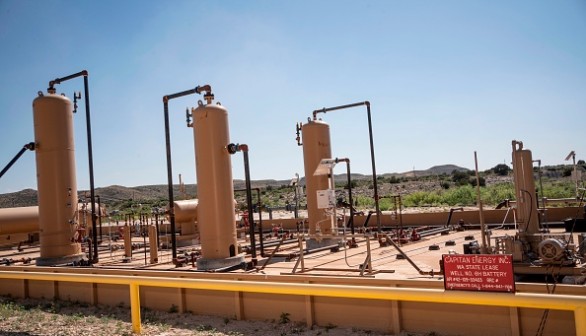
[[227, 143, 248, 154], [196, 85, 214, 104], [195, 84, 212, 94], [24, 142, 35, 151]]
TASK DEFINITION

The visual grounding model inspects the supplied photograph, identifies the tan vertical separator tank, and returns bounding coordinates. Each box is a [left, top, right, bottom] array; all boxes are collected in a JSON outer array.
[[512, 140, 539, 235], [302, 120, 335, 236], [33, 92, 83, 266], [192, 100, 243, 270]]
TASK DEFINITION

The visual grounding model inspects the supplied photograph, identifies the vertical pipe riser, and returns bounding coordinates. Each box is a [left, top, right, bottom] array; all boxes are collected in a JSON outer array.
[[83, 76, 99, 263], [163, 102, 178, 260]]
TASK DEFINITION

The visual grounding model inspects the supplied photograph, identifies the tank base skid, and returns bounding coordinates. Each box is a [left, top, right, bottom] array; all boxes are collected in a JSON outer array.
[[36, 253, 85, 266], [196, 254, 244, 270]]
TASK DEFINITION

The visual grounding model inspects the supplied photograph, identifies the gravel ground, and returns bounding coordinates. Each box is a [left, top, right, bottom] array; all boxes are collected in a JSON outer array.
[[0, 296, 429, 336]]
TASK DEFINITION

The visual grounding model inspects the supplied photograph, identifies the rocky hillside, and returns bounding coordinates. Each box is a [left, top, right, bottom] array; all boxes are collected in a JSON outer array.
[[0, 164, 468, 209]]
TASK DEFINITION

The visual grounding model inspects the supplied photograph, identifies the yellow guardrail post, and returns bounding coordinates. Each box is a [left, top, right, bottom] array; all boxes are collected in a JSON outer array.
[[129, 283, 141, 334], [576, 306, 586, 336]]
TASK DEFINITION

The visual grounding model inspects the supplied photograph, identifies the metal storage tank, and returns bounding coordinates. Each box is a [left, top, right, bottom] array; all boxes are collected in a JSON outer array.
[[302, 119, 335, 236], [0, 206, 39, 235], [33, 92, 83, 266], [192, 100, 242, 269], [78, 202, 105, 228], [172, 199, 198, 225], [170, 199, 199, 245]]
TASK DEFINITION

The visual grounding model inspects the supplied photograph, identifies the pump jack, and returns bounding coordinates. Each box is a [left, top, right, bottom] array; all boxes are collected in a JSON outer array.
[[480, 141, 586, 278]]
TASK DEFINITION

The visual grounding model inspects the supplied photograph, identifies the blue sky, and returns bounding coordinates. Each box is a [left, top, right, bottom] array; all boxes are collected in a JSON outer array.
[[0, 1, 585, 194]]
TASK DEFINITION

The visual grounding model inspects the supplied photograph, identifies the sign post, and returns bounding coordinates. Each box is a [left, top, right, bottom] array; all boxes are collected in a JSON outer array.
[[442, 254, 515, 292]]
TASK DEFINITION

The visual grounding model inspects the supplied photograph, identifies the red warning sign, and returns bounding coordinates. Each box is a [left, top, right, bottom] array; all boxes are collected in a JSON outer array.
[[442, 254, 515, 293]]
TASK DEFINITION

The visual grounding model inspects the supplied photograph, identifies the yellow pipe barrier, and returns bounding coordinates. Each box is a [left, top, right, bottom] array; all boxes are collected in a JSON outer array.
[[129, 283, 141, 333], [1, 270, 585, 335]]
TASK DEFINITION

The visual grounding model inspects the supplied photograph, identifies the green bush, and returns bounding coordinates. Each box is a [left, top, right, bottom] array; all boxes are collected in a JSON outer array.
[[452, 170, 471, 186], [378, 198, 393, 211], [481, 183, 515, 204], [403, 191, 442, 207], [442, 185, 476, 205], [492, 164, 511, 176], [544, 181, 575, 198], [354, 195, 374, 209]]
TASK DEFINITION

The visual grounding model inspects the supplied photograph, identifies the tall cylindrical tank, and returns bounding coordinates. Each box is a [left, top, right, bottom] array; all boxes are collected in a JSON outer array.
[[33, 92, 83, 266], [512, 141, 539, 234], [302, 120, 335, 235], [192, 100, 242, 269]]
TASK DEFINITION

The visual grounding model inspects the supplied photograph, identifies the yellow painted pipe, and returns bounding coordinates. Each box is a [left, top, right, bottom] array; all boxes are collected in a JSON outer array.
[[129, 283, 141, 333], [0, 271, 585, 335], [576, 307, 586, 336]]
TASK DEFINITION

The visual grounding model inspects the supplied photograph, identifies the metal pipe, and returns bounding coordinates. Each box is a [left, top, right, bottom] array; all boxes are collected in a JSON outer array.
[[445, 207, 463, 228], [336, 158, 354, 235], [256, 235, 286, 271], [83, 74, 98, 263], [86, 238, 93, 262], [291, 173, 300, 219], [244, 147, 257, 260], [381, 232, 439, 276], [162, 84, 211, 261], [235, 187, 265, 257], [506, 198, 583, 205], [312, 101, 367, 119], [256, 188, 264, 257], [565, 151, 578, 198], [474, 151, 489, 253], [162, 100, 176, 260], [312, 101, 381, 232], [227, 143, 256, 261], [48, 70, 87, 89], [0, 142, 35, 180], [97, 195, 103, 239], [363, 211, 374, 228], [48, 70, 98, 263], [533, 159, 546, 209]]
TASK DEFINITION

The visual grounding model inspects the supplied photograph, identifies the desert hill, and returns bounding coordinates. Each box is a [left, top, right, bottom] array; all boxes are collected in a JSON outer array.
[[1, 164, 468, 208]]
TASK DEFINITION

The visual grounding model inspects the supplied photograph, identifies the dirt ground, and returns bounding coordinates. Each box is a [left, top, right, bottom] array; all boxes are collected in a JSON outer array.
[[0, 296, 430, 336]]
